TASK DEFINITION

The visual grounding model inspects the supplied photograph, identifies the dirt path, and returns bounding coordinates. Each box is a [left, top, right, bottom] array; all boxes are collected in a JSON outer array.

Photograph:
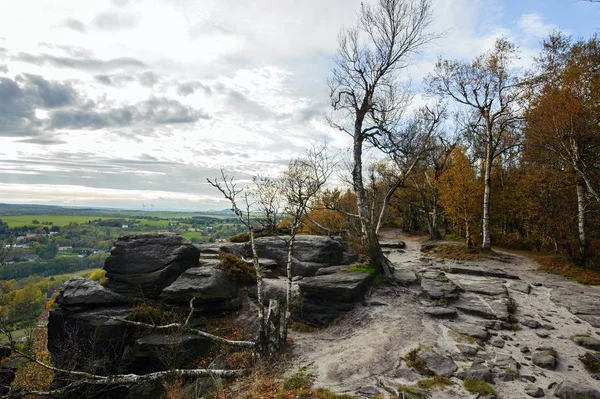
[[288, 231, 600, 398]]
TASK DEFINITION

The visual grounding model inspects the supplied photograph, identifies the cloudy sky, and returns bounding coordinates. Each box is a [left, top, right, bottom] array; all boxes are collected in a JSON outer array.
[[0, 0, 597, 211]]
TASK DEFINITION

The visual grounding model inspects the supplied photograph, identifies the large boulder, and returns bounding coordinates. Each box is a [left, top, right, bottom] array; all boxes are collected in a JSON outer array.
[[554, 381, 600, 399], [201, 235, 355, 277], [294, 271, 374, 327], [56, 277, 128, 308], [298, 271, 373, 302], [122, 334, 209, 374], [104, 234, 200, 298], [160, 268, 240, 311]]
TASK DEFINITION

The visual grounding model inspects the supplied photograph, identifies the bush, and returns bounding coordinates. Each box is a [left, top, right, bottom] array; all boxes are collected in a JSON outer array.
[[216, 253, 256, 284], [126, 299, 184, 326], [228, 230, 279, 243]]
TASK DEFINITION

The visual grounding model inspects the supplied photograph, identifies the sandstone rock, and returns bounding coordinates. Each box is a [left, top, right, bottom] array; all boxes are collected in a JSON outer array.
[[56, 277, 128, 308], [525, 386, 544, 398], [510, 281, 532, 294], [521, 319, 542, 329], [554, 381, 600, 399], [420, 274, 459, 300], [356, 386, 381, 397], [298, 271, 373, 302], [457, 280, 508, 297], [293, 299, 355, 327], [425, 306, 457, 319], [392, 269, 418, 285], [532, 348, 557, 370], [457, 368, 493, 383], [123, 334, 209, 374], [416, 350, 458, 377], [444, 265, 519, 279], [455, 293, 498, 320], [161, 268, 238, 309], [446, 322, 489, 341], [104, 234, 200, 298], [380, 240, 406, 249], [456, 344, 478, 356], [490, 337, 505, 348], [572, 336, 600, 351]]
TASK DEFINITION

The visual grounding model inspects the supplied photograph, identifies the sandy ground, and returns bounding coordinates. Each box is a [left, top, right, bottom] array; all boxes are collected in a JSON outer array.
[[287, 230, 600, 398]]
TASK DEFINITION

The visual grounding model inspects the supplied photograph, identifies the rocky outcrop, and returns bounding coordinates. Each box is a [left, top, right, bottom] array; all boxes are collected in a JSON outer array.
[[105, 234, 200, 298], [56, 276, 128, 308], [554, 381, 600, 399], [122, 334, 210, 374], [160, 268, 239, 311], [294, 271, 374, 326], [199, 235, 356, 277]]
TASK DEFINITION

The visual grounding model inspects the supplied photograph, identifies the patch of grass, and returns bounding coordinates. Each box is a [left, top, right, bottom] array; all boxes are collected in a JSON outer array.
[[422, 243, 495, 261], [506, 298, 518, 314], [282, 368, 313, 391], [463, 379, 497, 396], [345, 264, 386, 286], [398, 386, 427, 399], [290, 321, 322, 333], [570, 333, 592, 339], [448, 330, 477, 344], [580, 353, 600, 373], [502, 249, 600, 286], [403, 345, 433, 376], [416, 376, 453, 390]]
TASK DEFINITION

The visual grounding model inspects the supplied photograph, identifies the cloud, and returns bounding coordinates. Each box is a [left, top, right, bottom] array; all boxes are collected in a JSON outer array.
[[94, 74, 135, 87], [177, 81, 212, 96], [518, 13, 558, 40], [17, 136, 67, 145], [92, 12, 139, 31], [62, 18, 86, 33], [15, 52, 145, 72], [0, 74, 78, 137], [139, 71, 158, 87], [0, 65, 7, 73], [49, 97, 209, 129]]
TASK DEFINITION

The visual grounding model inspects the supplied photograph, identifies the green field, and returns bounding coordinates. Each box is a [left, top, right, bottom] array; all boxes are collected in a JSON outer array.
[[0, 215, 108, 227]]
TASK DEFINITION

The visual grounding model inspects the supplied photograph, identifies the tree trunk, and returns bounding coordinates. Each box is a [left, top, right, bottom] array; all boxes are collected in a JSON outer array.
[[249, 228, 266, 355], [266, 299, 282, 355], [481, 141, 493, 250], [430, 195, 441, 240], [281, 230, 295, 344], [576, 180, 587, 263], [353, 121, 386, 272]]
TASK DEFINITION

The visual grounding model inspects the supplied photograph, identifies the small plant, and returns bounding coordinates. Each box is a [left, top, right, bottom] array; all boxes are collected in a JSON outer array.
[[282, 368, 313, 391], [290, 321, 322, 333], [216, 253, 255, 284], [126, 299, 184, 326], [88, 269, 108, 285], [417, 376, 453, 390], [398, 386, 427, 399], [506, 298, 518, 314], [580, 352, 600, 373], [403, 345, 433, 376], [463, 378, 497, 396], [436, 272, 449, 282]]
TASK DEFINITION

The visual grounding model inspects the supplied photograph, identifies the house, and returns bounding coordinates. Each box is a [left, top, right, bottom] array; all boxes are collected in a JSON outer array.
[[121, 224, 129, 229], [24, 254, 38, 262], [58, 246, 73, 251], [188, 228, 197, 232]]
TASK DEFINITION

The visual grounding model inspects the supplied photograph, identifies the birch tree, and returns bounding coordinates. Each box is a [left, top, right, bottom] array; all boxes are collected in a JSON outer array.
[[328, 0, 437, 272], [427, 38, 524, 250], [279, 146, 332, 342]]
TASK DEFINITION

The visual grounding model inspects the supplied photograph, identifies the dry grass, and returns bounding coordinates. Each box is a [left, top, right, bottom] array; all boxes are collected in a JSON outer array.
[[421, 243, 495, 261], [208, 364, 355, 399], [503, 249, 600, 285]]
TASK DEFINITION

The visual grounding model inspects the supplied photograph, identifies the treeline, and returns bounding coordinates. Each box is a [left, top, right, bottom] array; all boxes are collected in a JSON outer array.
[[0, 254, 107, 281], [306, 33, 600, 268]]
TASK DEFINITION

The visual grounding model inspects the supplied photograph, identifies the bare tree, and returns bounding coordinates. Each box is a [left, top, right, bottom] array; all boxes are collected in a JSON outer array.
[[280, 145, 333, 342], [427, 38, 524, 250], [252, 176, 283, 233], [328, 0, 438, 273], [207, 171, 267, 354]]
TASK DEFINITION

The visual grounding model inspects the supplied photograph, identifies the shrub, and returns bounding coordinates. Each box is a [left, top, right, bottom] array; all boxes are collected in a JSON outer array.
[[126, 299, 184, 326], [580, 352, 600, 373], [89, 269, 108, 285], [217, 253, 255, 284], [228, 230, 279, 243]]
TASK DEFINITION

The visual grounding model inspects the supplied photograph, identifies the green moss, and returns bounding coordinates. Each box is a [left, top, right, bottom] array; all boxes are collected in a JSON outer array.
[[463, 379, 497, 396], [398, 386, 426, 399], [281, 368, 313, 391], [346, 264, 376, 274]]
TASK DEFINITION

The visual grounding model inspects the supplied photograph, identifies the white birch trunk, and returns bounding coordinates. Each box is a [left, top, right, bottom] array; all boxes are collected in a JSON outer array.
[[576, 180, 587, 261], [481, 141, 493, 250], [249, 227, 266, 355]]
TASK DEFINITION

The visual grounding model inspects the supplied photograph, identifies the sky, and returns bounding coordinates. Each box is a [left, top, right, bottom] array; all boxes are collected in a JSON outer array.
[[0, 0, 598, 211]]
